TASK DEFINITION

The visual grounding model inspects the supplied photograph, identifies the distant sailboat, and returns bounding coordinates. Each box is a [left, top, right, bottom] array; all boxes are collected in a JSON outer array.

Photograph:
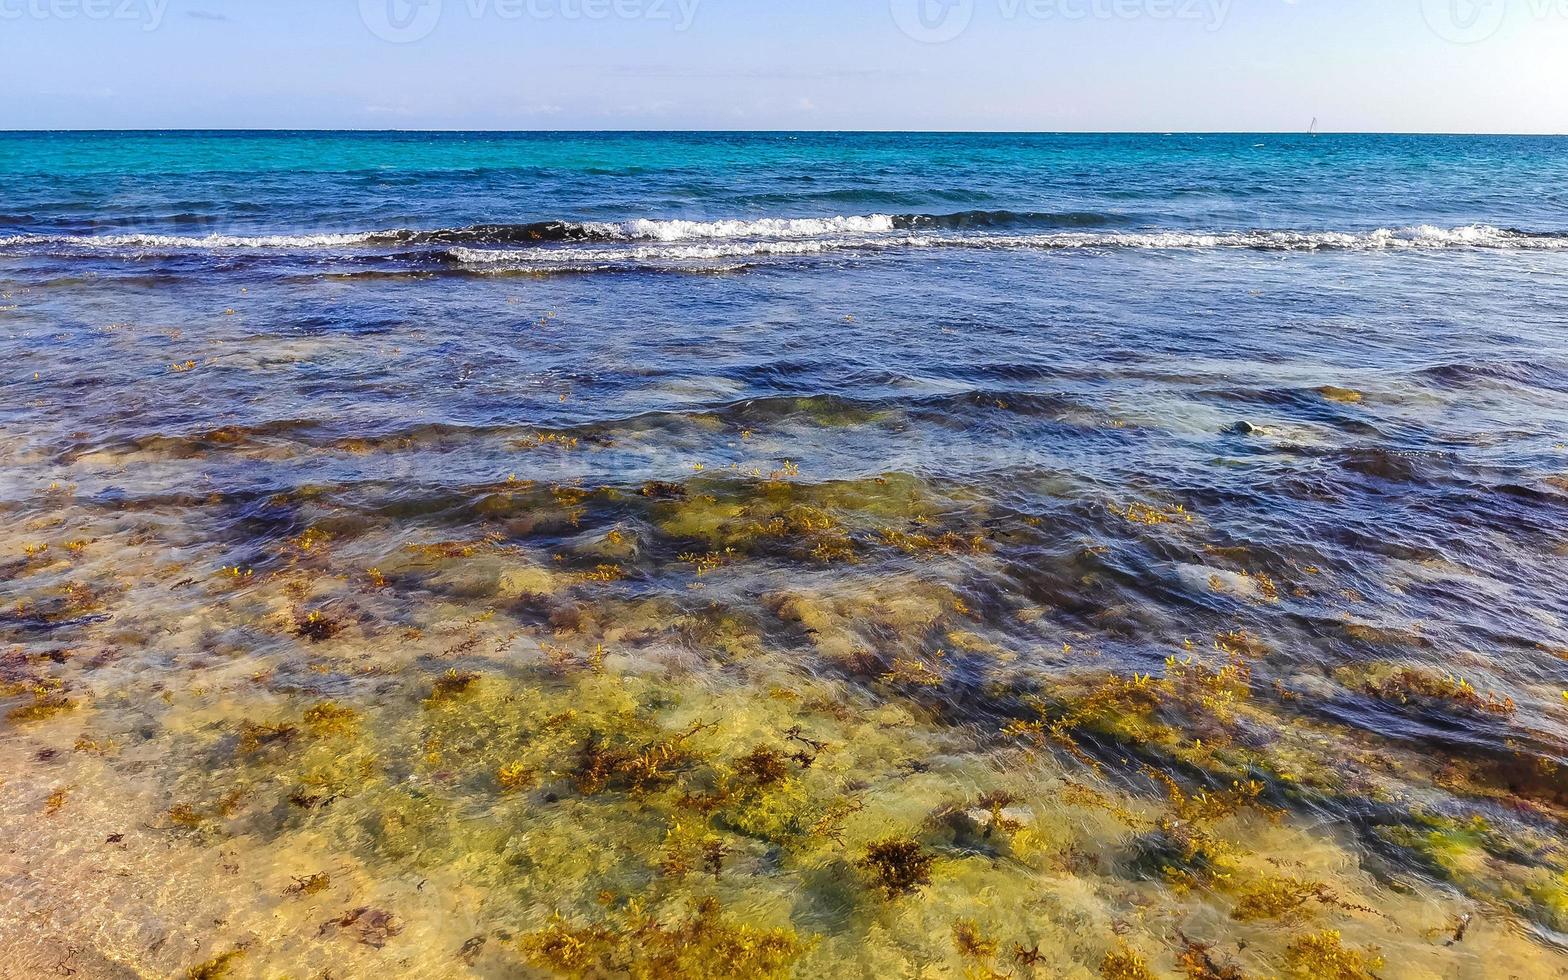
[[1310, 117, 1319, 138]]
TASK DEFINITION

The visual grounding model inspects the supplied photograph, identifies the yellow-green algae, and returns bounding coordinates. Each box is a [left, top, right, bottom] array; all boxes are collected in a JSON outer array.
[[2, 468, 1568, 979]]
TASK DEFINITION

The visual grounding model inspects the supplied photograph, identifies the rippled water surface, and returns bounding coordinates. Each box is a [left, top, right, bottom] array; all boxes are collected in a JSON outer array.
[[3, 132, 1568, 979]]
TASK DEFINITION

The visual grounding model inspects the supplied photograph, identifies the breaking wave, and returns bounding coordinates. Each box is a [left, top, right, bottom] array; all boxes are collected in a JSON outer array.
[[3, 214, 1566, 270]]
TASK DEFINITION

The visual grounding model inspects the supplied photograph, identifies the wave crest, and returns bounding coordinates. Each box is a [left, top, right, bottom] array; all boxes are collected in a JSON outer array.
[[4, 216, 1566, 270]]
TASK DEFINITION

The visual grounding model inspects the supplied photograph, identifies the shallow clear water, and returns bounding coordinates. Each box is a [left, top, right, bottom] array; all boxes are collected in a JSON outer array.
[[3, 132, 1568, 979]]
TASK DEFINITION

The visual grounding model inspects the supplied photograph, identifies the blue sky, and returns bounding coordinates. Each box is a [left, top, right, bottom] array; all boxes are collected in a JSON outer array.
[[1, 0, 1565, 131]]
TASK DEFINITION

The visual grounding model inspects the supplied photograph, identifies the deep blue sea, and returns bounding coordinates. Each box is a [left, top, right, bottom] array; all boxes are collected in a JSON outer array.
[[3, 132, 1568, 977]]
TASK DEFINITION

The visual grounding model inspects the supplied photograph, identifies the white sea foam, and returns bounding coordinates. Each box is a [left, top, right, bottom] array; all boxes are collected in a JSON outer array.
[[443, 223, 1568, 270], [0, 231, 386, 250], [447, 237, 919, 266], [0, 217, 901, 249], [591, 214, 899, 241], [2, 221, 1564, 263], [958, 225, 1566, 252]]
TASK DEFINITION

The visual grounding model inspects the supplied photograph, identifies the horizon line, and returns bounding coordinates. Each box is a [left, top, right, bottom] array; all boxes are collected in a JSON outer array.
[[2, 128, 1567, 138]]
